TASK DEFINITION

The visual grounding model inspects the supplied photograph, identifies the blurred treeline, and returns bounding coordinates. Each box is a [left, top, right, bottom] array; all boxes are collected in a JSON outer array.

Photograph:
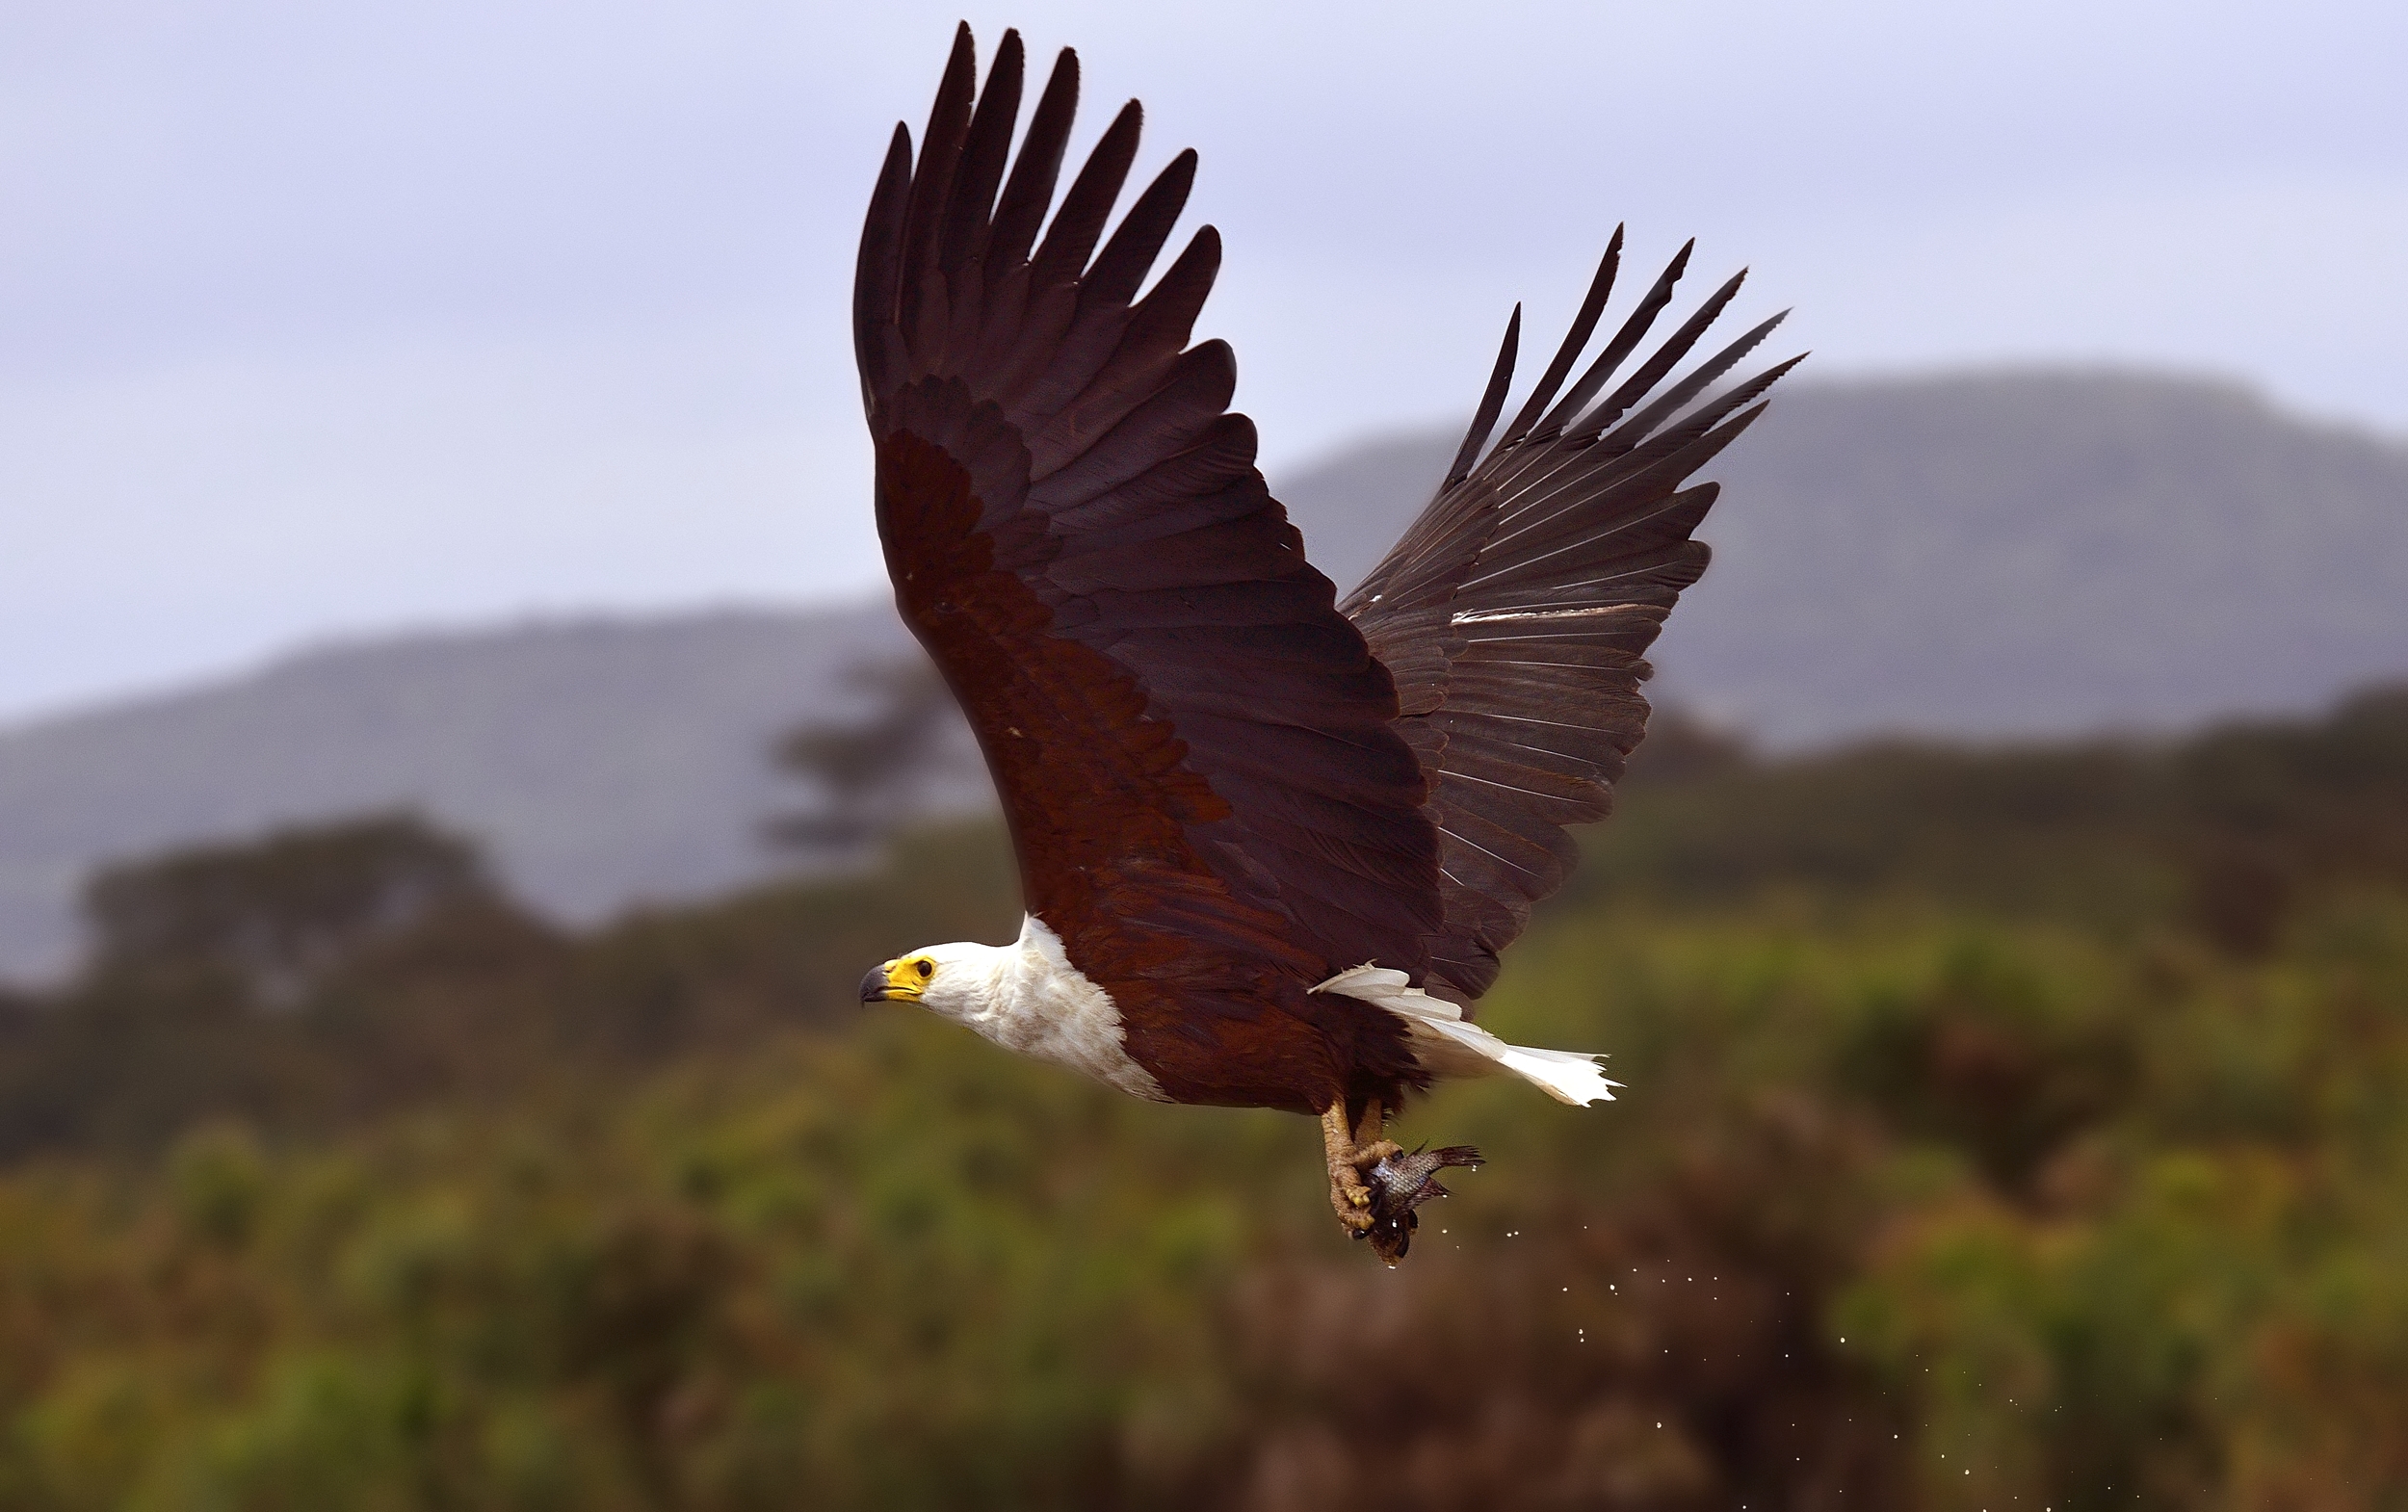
[[1, 689, 2405, 1509]]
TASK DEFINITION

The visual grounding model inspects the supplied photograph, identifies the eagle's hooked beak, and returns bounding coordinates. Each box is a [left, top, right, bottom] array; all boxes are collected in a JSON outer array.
[[859, 958, 923, 1004]]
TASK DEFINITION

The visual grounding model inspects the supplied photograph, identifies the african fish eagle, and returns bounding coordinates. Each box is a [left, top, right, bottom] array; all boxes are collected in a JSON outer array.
[[853, 25, 1796, 1264]]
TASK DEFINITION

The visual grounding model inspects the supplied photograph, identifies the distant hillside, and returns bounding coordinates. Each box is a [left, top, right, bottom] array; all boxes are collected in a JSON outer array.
[[1279, 371, 2408, 743], [0, 368, 2401, 980], [0, 608, 938, 981]]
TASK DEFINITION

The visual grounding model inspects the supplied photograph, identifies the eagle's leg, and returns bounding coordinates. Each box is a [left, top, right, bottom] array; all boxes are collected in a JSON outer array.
[[1353, 1097, 1403, 1170], [1321, 1104, 1378, 1233], [1322, 1099, 1407, 1237]]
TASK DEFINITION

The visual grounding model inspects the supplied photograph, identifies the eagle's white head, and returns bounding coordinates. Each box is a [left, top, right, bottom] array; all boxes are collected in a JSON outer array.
[[857, 940, 1008, 1024]]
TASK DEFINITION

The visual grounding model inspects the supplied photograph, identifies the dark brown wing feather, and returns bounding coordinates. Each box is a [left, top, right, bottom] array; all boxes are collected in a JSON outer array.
[[857, 26, 1443, 1110], [1347, 232, 1803, 1004]]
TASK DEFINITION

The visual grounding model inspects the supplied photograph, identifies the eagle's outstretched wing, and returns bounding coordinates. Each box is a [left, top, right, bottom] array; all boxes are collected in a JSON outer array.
[[1346, 236, 1801, 1004], [855, 26, 1442, 1101]]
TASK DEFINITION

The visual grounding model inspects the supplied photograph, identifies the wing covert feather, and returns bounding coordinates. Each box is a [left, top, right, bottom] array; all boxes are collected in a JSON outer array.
[[1346, 238, 1801, 1004]]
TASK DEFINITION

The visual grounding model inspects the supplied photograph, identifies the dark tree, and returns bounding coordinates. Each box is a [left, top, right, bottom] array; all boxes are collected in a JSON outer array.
[[767, 654, 968, 857], [82, 813, 495, 1004]]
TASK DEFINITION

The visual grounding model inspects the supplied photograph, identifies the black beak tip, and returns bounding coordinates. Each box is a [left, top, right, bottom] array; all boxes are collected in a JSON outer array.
[[858, 966, 889, 1004]]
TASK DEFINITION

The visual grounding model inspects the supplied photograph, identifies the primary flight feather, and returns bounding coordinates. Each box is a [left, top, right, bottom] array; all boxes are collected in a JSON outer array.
[[853, 24, 1796, 1264]]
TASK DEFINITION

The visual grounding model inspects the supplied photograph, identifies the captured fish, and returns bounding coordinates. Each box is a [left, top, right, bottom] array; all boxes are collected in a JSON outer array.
[[1363, 1145, 1484, 1265]]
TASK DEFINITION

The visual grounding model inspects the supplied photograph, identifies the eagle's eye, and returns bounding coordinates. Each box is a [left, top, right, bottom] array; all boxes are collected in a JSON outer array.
[[915, 958, 934, 979]]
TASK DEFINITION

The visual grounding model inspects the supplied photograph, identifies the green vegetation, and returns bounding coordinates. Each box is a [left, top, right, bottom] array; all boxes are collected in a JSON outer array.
[[1, 691, 2404, 1509]]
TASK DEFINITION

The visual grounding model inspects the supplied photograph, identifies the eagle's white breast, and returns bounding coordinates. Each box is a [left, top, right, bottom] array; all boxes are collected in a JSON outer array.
[[923, 916, 1167, 1102]]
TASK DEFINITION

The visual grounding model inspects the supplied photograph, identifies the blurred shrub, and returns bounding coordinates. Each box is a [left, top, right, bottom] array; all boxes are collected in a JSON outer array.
[[0, 689, 2401, 1506]]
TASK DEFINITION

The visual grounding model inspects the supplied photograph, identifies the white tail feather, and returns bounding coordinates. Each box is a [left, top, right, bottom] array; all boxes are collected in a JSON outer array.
[[1310, 964, 1618, 1107]]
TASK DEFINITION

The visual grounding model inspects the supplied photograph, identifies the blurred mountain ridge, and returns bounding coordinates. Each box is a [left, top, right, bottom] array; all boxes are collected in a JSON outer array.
[[1283, 367, 2408, 741], [1, 367, 2401, 981], [0, 607, 927, 982]]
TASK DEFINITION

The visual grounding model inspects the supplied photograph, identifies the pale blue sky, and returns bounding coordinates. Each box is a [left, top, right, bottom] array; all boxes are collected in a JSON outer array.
[[4, 0, 2403, 722]]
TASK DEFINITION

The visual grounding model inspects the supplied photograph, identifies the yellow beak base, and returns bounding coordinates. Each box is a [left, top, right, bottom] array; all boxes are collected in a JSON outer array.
[[859, 959, 923, 1004]]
